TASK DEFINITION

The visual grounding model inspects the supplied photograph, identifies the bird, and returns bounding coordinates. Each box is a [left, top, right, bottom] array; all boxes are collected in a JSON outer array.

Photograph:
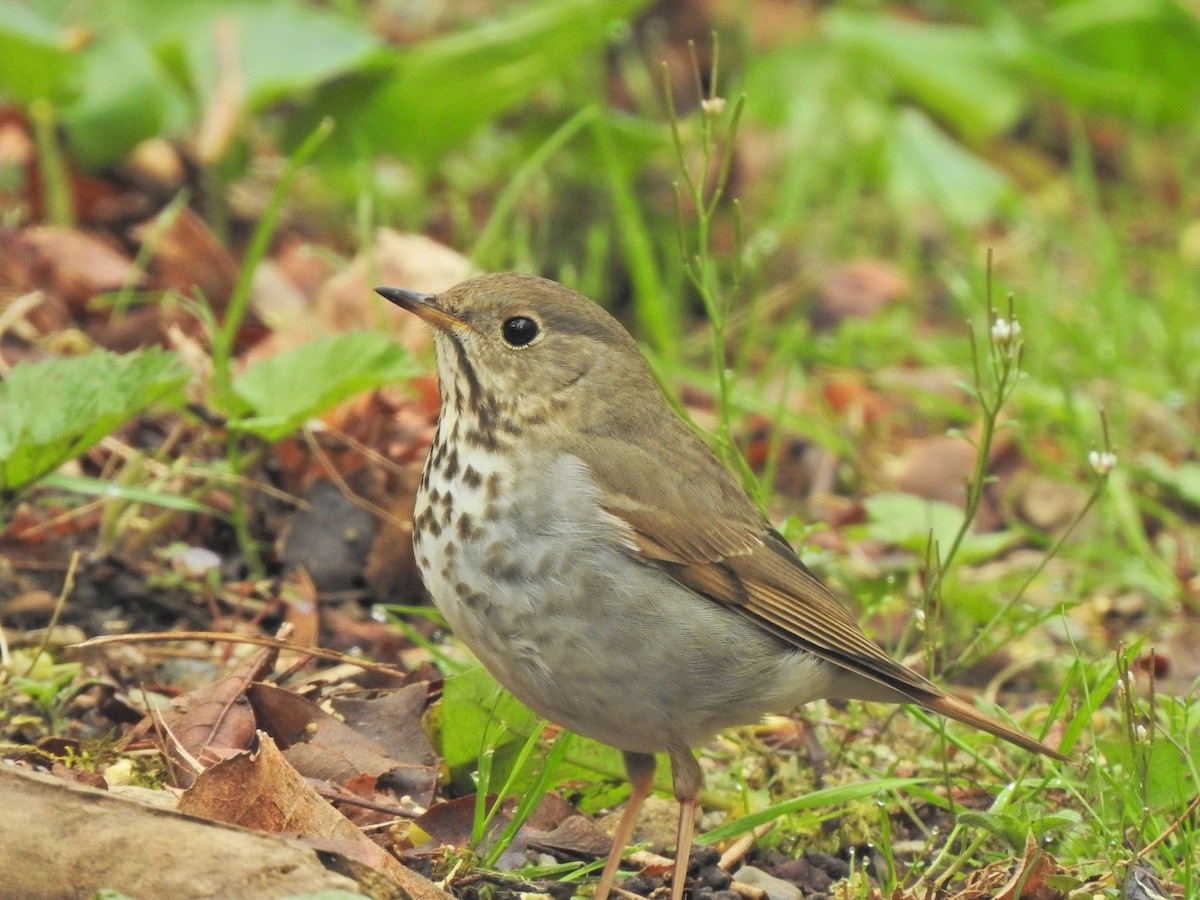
[[375, 273, 1066, 900]]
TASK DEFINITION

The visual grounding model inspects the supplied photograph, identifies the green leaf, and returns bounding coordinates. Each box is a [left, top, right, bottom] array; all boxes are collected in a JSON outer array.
[[885, 108, 1018, 227], [956, 810, 1025, 851], [103, 0, 381, 111], [1018, 0, 1200, 124], [1138, 453, 1200, 509], [438, 665, 672, 800], [0, 348, 188, 493], [230, 332, 418, 441], [0, 0, 79, 104], [822, 10, 1025, 143], [61, 32, 186, 168], [863, 491, 1020, 565], [290, 0, 653, 168], [438, 665, 543, 776]]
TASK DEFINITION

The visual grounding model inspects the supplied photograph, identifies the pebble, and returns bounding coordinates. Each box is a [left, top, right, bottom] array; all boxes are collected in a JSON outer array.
[[733, 865, 803, 900]]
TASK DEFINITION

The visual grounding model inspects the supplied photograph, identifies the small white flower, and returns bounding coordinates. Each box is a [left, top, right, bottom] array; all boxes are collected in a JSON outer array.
[[1089, 449, 1118, 475], [700, 96, 726, 116], [990, 316, 1022, 346], [1135, 723, 1148, 741], [172, 545, 221, 578]]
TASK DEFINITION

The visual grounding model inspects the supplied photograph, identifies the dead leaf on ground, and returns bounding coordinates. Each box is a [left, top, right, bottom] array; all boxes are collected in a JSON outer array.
[[813, 259, 910, 327], [132, 206, 238, 309], [278, 565, 321, 649], [248, 681, 439, 808], [995, 831, 1061, 900], [887, 426, 1022, 531], [315, 229, 472, 343], [154, 644, 277, 787], [1015, 475, 1092, 532], [178, 730, 445, 897], [5, 225, 141, 309]]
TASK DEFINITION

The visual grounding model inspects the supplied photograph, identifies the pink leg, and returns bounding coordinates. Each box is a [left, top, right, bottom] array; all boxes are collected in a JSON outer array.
[[594, 751, 656, 900], [668, 748, 703, 900]]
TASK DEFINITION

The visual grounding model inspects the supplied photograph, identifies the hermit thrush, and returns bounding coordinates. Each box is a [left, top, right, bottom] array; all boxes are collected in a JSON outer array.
[[377, 273, 1066, 900]]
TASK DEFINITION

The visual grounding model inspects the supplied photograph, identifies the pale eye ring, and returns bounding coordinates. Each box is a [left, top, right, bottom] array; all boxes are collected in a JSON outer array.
[[502, 316, 540, 347]]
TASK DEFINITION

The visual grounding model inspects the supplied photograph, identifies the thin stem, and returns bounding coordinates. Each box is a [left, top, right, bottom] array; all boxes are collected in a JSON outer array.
[[29, 99, 73, 227], [211, 118, 333, 403]]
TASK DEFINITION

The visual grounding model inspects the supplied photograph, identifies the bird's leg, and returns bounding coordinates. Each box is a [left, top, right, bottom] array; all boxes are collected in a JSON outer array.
[[667, 747, 703, 900], [594, 751, 656, 900]]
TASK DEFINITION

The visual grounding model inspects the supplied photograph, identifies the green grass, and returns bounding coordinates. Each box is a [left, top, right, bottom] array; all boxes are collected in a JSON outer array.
[[2, 1, 1198, 896]]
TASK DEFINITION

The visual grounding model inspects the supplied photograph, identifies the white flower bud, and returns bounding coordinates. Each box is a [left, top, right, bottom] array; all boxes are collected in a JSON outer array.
[[1088, 450, 1117, 475]]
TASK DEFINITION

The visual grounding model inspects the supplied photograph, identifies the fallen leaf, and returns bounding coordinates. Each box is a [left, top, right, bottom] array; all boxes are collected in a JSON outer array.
[[9, 225, 140, 308], [179, 729, 437, 894], [249, 681, 439, 807], [814, 259, 910, 327], [155, 645, 277, 787], [994, 831, 1060, 900]]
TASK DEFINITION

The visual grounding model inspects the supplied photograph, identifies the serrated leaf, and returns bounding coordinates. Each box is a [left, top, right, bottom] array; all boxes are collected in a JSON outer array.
[[956, 810, 1025, 851], [864, 491, 1020, 564], [0, 348, 188, 493], [230, 332, 418, 441]]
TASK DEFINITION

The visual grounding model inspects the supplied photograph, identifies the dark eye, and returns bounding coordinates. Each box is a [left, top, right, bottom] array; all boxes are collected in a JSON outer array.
[[502, 316, 540, 347]]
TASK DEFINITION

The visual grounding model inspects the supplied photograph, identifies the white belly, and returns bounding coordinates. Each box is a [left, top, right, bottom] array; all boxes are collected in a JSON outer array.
[[414, 451, 835, 753]]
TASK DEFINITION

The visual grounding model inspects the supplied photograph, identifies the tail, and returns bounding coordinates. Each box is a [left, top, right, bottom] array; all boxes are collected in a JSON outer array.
[[922, 693, 1069, 762]]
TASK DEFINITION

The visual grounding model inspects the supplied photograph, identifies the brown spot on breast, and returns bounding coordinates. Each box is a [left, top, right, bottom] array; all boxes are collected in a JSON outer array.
[[462, 465, 482, 489], [456, 513, 475, 541], [464, 428, 500, 451], [485, 473, 503, 502]]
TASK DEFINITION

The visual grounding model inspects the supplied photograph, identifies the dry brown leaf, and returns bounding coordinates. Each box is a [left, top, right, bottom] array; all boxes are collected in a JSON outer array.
[[314, 229, 472, 342], [248, 681, 439, 807], [994, 831, 1061, 900], [814, 259, 910, 327], [132, 206, 238, 309], [411, 793, 507, 850], [8, 225, 140, 307], [279, 566, 321, 649], [155, 644, 277, 787], [178, 730, 436, 893]]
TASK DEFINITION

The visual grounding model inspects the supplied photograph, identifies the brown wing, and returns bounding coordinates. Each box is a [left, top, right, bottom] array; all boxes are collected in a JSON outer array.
[[622, 505, 1066, 759], [582, 429, 1065, 761], [620, 504, 939, 698]]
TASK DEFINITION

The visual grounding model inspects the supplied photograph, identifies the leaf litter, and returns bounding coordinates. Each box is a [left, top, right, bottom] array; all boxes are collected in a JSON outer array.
[[1, 6, 1197, 899]]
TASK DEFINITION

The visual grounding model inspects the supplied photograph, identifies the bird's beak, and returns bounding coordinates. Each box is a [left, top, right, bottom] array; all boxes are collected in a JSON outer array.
[[375, 286, 467, 331]]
